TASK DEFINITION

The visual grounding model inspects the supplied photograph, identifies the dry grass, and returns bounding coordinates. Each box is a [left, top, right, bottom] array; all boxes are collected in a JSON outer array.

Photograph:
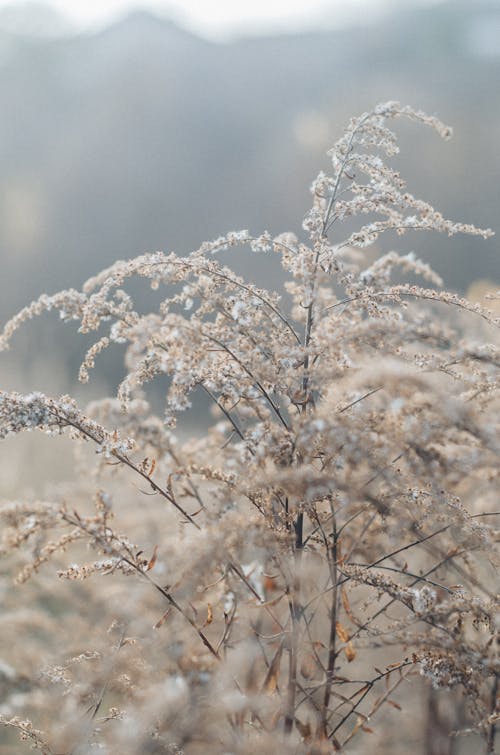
[[0, 103, 498, 754]]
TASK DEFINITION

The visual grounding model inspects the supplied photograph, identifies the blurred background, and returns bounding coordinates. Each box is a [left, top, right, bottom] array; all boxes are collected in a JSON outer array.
[[0, 0, 498, 492]]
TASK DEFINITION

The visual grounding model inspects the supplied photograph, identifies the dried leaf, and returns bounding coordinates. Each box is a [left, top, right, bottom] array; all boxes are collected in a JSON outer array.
[[146, 545, 158, 571], [154, 608, 171, 629], [336, 542, 346, 566], [336, 622, 350, 643], [352, 684, 370, 697], [341, 586, 355, 622], [147, 458, 156, 476], [263, 574, 279, 592], [387, 699, 402, 710], [361, 725, 374, 734], [262, 640, 284, 693], [344, 641, 356, 662], [203, 603, 213, 627], [269, 706, 282, 729], [313, 640, 327, 650], [295, 718, 312, 740]]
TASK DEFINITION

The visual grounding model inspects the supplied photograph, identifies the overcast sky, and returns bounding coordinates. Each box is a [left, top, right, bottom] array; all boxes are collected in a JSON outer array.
[[0, 0, 447, 39]]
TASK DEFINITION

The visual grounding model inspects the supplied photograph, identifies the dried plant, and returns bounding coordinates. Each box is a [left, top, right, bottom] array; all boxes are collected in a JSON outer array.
[[0, 102, 498, 754]]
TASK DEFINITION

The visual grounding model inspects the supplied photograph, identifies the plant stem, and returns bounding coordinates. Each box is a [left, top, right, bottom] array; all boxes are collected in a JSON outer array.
[[486, 673, 498, 753], [320, 501, 338, 737]]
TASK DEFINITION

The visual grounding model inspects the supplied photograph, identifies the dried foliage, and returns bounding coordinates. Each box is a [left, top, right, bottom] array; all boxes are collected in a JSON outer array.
[[0, 103, 498, 754]]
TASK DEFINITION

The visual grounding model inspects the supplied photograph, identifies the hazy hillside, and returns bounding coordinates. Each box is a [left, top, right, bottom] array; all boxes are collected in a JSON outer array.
[[0, 0, 498, 390]]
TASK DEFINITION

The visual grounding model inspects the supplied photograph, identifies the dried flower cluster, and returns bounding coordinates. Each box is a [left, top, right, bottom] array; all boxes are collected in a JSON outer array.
[[0, 103, 498, 754]]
